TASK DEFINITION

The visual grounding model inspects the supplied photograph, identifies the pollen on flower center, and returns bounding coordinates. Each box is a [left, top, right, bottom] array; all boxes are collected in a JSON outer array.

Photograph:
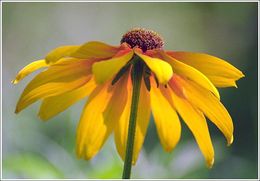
[[121, 28, 164, 52]]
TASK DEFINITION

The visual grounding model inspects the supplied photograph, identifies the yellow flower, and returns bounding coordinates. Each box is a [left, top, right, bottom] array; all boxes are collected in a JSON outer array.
[[13, 28, 244, 168]]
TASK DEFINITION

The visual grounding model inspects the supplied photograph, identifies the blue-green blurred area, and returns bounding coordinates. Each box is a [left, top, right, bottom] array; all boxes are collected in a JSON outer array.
[[2, 2, 258, 179]]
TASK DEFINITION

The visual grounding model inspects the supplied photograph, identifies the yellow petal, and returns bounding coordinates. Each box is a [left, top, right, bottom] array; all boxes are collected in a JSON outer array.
[[150, 79, 181, 152], [38, 77, 97, 121], [161, 52, 220, 99], [15, 58, 92, 113], [76, 73, 129, 160], [170, 88, 214, 168], [177, 76, 234, 145], [205, 75, 238, 88], [71, 41, 120, 59], [168, 51, 244, 87], [16, 76, 90, 114], [114, 79, 150, 164], [45, 45, 79, 63], [92, 50, 134, 84], [12, 59, 48, 84], [21, 58, 93, 95], [76, 83, 113, 159], [135, 51, 173, 85], [45, 41, 120, 64]]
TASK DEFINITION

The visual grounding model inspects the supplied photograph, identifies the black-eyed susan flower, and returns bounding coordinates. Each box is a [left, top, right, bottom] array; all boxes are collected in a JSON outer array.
[[14, 28, 244, 177]]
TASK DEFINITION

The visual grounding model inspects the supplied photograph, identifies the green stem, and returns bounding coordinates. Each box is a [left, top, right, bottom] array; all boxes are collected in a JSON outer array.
[[122, 58, 143, 179]]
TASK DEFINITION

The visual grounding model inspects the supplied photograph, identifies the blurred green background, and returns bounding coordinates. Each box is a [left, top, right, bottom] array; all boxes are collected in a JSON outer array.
[[2, 2, 258, 179]]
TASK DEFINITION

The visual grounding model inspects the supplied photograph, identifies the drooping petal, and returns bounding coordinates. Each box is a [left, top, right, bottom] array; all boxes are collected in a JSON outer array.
[[170, 87, 214, 168], [21, 58, 94, 95], [167, 51, 244, 87], [175, 75, 234, 145], [114, 79, 150, 164], [160, 52, 220, 99], [71, 41, 120, 59], [135, 51, 173, 85], [45, 41, 120, 64], [92, 50, 134, 84], [15, 58, 93, 113], [76, 83, 113, 160], [150, 78, 181, 152], [76, 73, 129, 160], [38, 77, 97, 121], [45, 45, 79, 63], [12, 59, 48, 84], [16, 76, 90, 114]]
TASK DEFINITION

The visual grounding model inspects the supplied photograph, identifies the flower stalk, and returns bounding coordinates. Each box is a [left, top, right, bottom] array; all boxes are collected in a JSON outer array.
[[122, 56, 143, 179]]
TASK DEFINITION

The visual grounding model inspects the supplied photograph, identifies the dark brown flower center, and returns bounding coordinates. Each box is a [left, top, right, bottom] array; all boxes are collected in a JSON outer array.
[[121, 28, 164, 52]]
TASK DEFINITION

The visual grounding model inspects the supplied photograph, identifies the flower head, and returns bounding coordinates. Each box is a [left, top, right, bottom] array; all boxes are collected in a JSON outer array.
[[13, 28, 244, 168], [121, 28, 164, 51]]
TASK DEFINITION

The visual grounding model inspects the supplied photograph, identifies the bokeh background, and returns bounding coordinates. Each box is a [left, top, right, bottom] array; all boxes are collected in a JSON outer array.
[[2, 2, 258, 179]]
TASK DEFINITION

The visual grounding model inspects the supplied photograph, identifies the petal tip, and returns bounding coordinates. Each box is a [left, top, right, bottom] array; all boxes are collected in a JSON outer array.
[[227, 135, 234, 146], [75, 145, 83, 159], [76, 145, 93, 160], [37, 113, 49, 122], [11, 79, 18, 84], [14, 109, 19, 114], [235, 70, 245, 81], [76, 150, 88, 160], [234, 83, 238, 88], [207, 157, 215, 169], [136, 51, 173, 84], [132, 159, 137, 166], [84, 155, 92, 160], [15, 106, 20, 114], [84, 149, 97, 160], [164, 146, 173, 152], [76, 143, 99, 161], [236, 71, 245, 82]]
